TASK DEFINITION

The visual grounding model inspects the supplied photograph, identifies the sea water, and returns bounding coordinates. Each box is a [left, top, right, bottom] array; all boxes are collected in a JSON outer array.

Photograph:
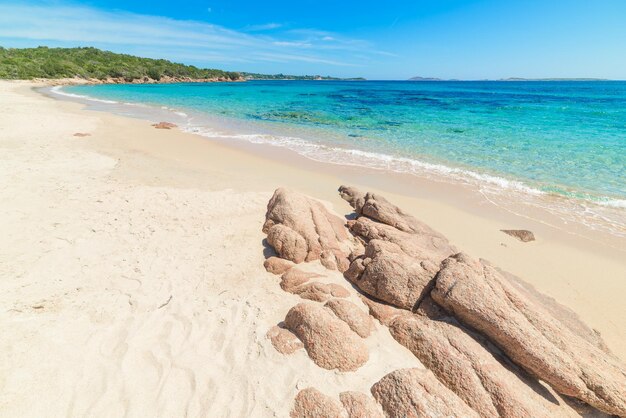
[[57, 80, 626, 236]]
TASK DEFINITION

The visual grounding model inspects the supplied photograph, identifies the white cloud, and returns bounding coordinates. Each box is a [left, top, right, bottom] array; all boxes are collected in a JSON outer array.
[[272, 41, 312, 48], [253, 52, 358, 67], [245, 22, 283, 31], [0, 3, 388, 71]]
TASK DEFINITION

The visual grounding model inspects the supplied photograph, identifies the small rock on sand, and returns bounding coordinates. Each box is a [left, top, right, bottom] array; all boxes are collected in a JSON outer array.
[[500, 229, 535, 242], [152, 121, 177, 129]]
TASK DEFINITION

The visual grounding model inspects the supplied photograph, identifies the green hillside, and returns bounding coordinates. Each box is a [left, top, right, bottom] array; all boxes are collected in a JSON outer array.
[[0, 46, 241, 81]]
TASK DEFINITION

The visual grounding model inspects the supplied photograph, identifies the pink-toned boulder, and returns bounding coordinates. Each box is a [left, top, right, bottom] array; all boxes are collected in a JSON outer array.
[[266, 325, 303, 355], [152, 121, 177, 129], [266, 224, 308, 265], [263, 188, 354, 271], [501, 229, 535, 242], [293, 282, 350, 302], [346, 216, 452, 261], [497, 265, 610, 352], [344, 239, 441, 310], [339, 186, 423, 234], [389, 313, 580, 418], [264, 257, 295, 274], [370, 368, 479, 418], [325, 299, 373, 338], [432, 252, 626, 417], [284, 303, 368, 371], [280, 269, 350, 302], [339, 187, 455, 310], [339, 185, 451, 239], [280, 268, 323, 292], [339, 391, 383, 418], [291, 388, 344, 418]]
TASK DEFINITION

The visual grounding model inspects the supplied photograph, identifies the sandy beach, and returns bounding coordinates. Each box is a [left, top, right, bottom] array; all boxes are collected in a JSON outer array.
[[1, 80, 625, 417]]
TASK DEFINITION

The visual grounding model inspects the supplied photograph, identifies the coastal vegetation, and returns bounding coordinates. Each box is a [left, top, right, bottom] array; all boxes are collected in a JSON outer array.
[[0, 46, 242, 81], [0, 46, 364, 82]]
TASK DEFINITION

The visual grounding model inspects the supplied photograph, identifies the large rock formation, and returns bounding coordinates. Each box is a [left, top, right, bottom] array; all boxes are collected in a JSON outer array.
[[339, 186, 626, 416], [291, 388, 345, 418], [284, 303, 368, 371], [370, 368, 480, 418], [389, 313, 579, 417], [263, 188, 355, 271], [432, 253, 626, 416], [263, 186, 626, 417]]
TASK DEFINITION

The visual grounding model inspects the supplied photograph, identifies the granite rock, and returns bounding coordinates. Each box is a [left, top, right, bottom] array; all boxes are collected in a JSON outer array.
[[285, 303, 368, 371], [432, 253, 626, 416], [370, 368, 479, 418], [264, 188, 354, 271], [291, 388, 345, 418]]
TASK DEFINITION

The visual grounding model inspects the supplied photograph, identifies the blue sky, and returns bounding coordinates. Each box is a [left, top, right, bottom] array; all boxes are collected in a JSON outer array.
[[1, 0, 625, 79]]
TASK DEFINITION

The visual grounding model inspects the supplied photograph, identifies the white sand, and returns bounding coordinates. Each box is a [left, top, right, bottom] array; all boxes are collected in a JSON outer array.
[[1, 81, 624, 417], [0, 82, 419, 417]]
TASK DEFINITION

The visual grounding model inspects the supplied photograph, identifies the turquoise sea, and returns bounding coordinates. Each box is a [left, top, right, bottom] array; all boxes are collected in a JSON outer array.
[[56, 80, 626, 234]]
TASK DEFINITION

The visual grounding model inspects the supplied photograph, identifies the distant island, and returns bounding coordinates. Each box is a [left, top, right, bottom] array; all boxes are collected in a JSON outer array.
[[408, 75, 611, 82], [408, 76, 443, 81], [0, 46, 365, 83], [241, 72, 365, 81], [498, 77, 609, 81]]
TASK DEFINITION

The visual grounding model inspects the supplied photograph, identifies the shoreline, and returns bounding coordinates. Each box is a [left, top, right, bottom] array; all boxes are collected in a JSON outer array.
[[1, 80, 625, 415], [28, 76, 245, 86], [29, 80, 626, 352], [48, 82, 626, 251]]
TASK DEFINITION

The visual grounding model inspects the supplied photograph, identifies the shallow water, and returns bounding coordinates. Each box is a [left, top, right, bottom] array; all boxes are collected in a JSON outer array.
[[57, 80, 626, 236]]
